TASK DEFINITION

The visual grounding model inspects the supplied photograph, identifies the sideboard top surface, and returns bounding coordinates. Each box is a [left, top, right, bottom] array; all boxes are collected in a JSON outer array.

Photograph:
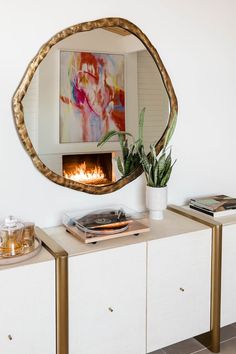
[[44, 210, 210, 257], [0, 247, 54, 272]]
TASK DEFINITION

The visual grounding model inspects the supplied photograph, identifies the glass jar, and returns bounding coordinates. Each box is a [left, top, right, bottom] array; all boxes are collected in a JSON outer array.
[[23, 222, 35, 248], [0, 216, 24, 257]]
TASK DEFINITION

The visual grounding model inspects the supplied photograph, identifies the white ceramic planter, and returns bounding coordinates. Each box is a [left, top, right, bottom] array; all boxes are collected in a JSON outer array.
[[146, 186, 168, 220]]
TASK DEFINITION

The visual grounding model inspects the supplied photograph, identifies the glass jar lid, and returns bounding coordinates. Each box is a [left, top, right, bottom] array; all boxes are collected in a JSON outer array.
[[0, 216, 24, 232]]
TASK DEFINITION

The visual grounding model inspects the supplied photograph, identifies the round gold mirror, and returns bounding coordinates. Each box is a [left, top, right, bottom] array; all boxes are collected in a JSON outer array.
[[12, 17, 177, 194]]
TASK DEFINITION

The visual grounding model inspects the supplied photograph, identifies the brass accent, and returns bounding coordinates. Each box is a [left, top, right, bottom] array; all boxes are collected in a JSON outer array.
[[36, 227, 68, 354], [108, 307, 114, 312], [12, 17, 178, 195], [179, 287, 185, 292], [8, 334, 13, 341], [168, 205, 222, 353]]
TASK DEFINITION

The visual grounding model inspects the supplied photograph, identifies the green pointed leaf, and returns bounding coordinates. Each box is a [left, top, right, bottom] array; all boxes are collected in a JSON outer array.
[[117, 156, 124, 175], [97, 130, 134, 147], [131, 153, 140, 171], [171, 159, 177, 170], [158, 151, 170, 181], [138, 107, 145, 141], [122, 146, 129, 161], [158, 152, 166, 176], [140, 153, 150, 174], [147, 165, 154, 186], [118, 135, 127, 160], [124, 156, 132, 175], [160, 165, 172, 187], [97, 130, 119, 147], [150, 144, 156, 166], [153, 162, 160, 186], [163, 110, 177, 148], [135, 138, 142, 150]]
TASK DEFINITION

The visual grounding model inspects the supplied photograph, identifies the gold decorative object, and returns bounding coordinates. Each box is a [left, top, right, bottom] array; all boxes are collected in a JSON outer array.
[[12, 17, 178, 195], [23, 222, 35, 247], [0, 216, 25, 257], [0, 237, 42, 265]]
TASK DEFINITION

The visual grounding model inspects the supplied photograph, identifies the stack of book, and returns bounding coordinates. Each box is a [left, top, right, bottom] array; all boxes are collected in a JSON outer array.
[[189, 195, 236, 217]]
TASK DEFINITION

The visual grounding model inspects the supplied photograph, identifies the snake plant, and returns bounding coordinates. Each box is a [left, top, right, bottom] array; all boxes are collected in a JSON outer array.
[[98, 108, 177, 184], [139, 110, 177, 187], [97, 108, 145, 177]]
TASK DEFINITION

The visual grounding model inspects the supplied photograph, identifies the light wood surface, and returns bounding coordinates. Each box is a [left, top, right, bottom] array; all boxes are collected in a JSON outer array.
[[0, 246, 54, 271], [45, 210, 209, 257]]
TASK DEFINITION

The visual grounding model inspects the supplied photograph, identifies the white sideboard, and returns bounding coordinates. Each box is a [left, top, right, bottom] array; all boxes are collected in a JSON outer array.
[[46, 209, 212, 354], [0, 248, 55, 354]]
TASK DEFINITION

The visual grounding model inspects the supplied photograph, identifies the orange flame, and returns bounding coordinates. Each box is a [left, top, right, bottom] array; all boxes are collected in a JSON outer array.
[[64, 162, 105, 184]]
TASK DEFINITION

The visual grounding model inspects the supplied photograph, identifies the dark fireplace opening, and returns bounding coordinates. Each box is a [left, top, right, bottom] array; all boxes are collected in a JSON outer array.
[[63, 153, 113, 185]]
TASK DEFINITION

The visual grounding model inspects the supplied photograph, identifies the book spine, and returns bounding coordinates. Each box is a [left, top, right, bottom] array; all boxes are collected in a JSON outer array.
[[190, 200, 215, 211], [189, 204, 214, 216]]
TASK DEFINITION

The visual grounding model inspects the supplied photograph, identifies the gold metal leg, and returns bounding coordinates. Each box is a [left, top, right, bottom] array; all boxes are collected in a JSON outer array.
[[168, 205, 222, 353], [36, 227, 68, 354]]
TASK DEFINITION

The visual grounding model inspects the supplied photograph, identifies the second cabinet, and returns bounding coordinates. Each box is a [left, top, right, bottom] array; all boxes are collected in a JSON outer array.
[[69, 243, 146, 354], [147, 229, 211, 352]]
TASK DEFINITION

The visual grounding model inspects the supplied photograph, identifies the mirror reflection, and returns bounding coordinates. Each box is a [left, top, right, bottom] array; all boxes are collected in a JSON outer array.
[[22, 28, 169, 186]]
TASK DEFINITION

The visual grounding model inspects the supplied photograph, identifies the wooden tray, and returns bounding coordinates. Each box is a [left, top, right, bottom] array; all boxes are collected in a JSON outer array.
[[64, 220, 150, 244]]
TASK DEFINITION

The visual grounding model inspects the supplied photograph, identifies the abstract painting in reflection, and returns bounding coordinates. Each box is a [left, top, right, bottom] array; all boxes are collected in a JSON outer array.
[[60, 51, 125, 143]]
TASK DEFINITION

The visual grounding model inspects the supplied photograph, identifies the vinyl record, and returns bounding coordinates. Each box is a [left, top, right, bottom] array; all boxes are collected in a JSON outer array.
[[76, 223, 129, 235], [74, 208, 132, 234]]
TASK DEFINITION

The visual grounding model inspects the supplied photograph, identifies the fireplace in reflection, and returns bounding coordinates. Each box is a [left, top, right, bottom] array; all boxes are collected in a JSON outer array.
[[63, 153, 115, 185]]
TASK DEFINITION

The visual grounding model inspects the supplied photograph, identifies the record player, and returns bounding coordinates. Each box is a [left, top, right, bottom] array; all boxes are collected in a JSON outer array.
[[63, 206, 150, 244]]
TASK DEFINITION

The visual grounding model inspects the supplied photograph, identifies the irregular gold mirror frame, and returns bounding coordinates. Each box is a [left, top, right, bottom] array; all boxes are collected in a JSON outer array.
[[12, 17, 178, 195]]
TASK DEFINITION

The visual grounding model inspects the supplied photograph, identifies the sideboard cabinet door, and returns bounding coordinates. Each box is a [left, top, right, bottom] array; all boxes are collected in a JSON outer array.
[[69, 243, 146, 354], [221, 224, 236, 326], [0, 259, 55, 354], [147, 229, 211, 352]]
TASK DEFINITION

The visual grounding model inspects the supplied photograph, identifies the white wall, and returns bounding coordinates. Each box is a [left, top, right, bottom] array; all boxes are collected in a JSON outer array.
[[1, 0, 236, 227]]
